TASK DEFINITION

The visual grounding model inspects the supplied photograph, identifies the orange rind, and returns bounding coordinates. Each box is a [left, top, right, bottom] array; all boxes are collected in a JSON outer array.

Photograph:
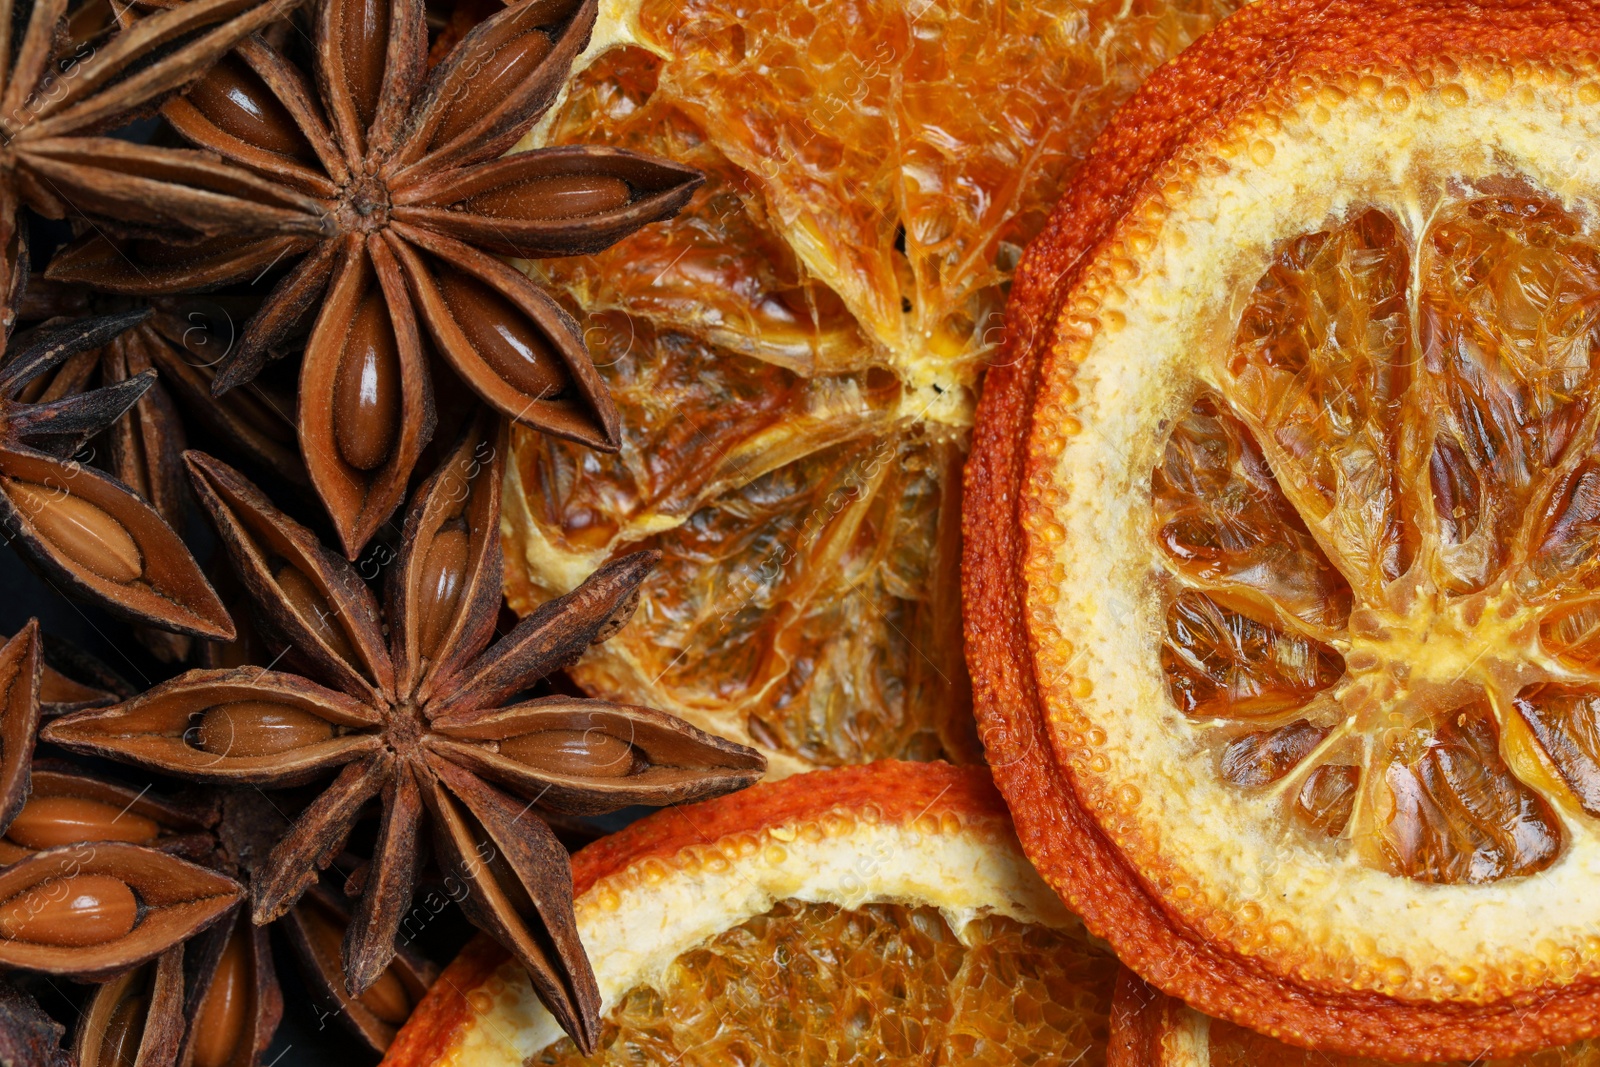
[[967, 0, 1600, 1057]]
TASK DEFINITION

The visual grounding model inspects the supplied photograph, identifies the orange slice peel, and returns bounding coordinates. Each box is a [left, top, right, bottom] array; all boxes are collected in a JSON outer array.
[[967, 0, 1600, 1057]]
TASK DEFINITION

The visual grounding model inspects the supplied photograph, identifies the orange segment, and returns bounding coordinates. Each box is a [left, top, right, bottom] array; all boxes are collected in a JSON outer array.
[[965, 0, 1600, 1057], [505, 0, 1245, 774], [381, 762, 1118, 1066]]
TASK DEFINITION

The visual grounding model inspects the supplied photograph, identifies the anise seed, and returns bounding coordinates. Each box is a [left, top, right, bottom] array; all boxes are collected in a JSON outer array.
[[196, 701, 335, 757], [417, 523, 470, 658], [339, 0, 391, 134], [7, 481, 143, 582], [6, 797, 160, 850], [435, 273, 564, 398], [0, 874, 138, 946], [185, 57, 310, 159], [192, 924, 250, 1067], [500, 730, 640, 778], [97, 990, 148, 1067], [333, 292, 402, 472], [273, 564, 359, 662], [465, 175, 632, 221], [430, 29, 551, 148], [302, 901, 411, 1023]]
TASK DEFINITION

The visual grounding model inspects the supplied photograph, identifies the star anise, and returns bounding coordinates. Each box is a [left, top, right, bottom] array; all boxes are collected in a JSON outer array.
[[0, 623, 245, 985], [0, 0, 309, 327], [47, 0, 706, 559], [71, 789, 436, 1066], [0, 310, 234, 639], [44, 418, 767, 1051]]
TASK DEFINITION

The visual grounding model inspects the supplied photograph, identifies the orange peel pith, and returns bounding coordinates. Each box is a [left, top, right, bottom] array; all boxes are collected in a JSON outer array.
[[381, 761, 1118, 1065], [967, 0, 1600, 1058]]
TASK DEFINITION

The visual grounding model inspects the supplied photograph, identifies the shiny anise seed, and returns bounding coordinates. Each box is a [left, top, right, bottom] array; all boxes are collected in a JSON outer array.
[[6, 797, 160, 850], [273, 563, 357, 661], [0, 874, 138, 946], [184, 57, 308, 157], [464, 175, 632, 220], [7, 481, 144, 583], [300, 899, 411, 1024], [435, 273, 564, 399], [192, 924, 251, 1067], [417, 521, 470, 659], [333, 293, 402, 472], [195, 702, 336, 757], [500, 730, 641, 779], [428, 30, 552, 148]]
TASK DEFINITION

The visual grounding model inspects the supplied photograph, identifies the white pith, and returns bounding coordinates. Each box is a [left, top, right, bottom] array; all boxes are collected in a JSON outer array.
[[1024, 59, 1600, 1005], [423, 811, 1070, 1064]]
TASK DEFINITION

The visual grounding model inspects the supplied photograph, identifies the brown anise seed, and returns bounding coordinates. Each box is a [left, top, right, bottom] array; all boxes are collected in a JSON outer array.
[[302, 901, 411, 1023], [340, 0, 391, 135], [417, 523, 470, 659], [0, 874, 138, 946], [499, 730, 640, 778], [6, 797, 160, 850], [196, 701, 335, 757], [435, 273, 564, 398], [192, 925, 250, 1067], [185, 57, 310, 158], [464, 175, 632, 221], [98, 991, 148, 1067], [333, 292, 402, 472], [430, 29, 552, 148], [6, 481, 144, 583], [273, 564, 359, 662]]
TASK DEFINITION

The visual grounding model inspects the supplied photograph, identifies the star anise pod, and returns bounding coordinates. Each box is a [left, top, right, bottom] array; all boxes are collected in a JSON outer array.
[[0, 624, 244, 985], [0, 0, 311, 321], [47, 0, 704, 558], [44, 418, 767, 1051], [0, 311, 235, 639], [0, 978, 68, 1067], [72, 789, 436, 1066]]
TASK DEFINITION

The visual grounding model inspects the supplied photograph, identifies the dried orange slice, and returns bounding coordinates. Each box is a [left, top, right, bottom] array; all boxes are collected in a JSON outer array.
[[500, 0, 1246, 775], [380, 762, 1118, 1065], [967, 0, 1600, 1057], [1109, 971, 1600, 1067]]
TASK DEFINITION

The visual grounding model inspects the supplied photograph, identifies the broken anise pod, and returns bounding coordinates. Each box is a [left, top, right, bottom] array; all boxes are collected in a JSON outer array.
[[45, 417, 765, 1051], [0, 977, 68, 1066], [47, 0, 704, 558], [0, 311, 234, 641]]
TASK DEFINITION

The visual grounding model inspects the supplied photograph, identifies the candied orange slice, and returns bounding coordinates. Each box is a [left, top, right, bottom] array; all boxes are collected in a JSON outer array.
[[501, 0, 1246, 775], [380, 762, 1118, 1066], [967, 0, 1600, 1057], [1109, 970, 1600, 1067]]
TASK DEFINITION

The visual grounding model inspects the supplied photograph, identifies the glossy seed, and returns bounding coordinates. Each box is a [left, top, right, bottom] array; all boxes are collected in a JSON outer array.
[[274, 563, 359, 663], [332, 292, 401, 472], [435, 273, 566, 400], [192, 925, 250, 1067], [431, 29, 551, 148], [6, 480, 143, 583], [500, 729, 640, 778], [195, 701, 335, 758], [465, 175, 632, 221], [97, 990, 148, 1067], [301, 901, 411, 1023], [0, 874, 138, 946], [6, 796, 160, 850], [417, 524, 470, 659], [338, 0, 389, 134], [185, 56, 310, 157]]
